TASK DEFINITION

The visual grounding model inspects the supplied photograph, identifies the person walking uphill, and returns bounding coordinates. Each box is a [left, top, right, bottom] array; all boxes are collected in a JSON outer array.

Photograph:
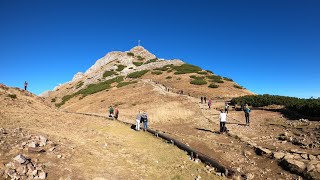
[[244, 104, 251, 126], [108, 105, 114, 118], [208, 99, 212, 109], [219, 109, 227, 134], [24, 81, 28, 91], [141, 111, 148, 131], [135, 111, 141, 131], [114, 107, 119, 120], [204, 96, 207, 103]]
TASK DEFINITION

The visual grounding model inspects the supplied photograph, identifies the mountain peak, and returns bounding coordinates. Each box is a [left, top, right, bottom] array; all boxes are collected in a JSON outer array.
[[129, 46, 156, 60]]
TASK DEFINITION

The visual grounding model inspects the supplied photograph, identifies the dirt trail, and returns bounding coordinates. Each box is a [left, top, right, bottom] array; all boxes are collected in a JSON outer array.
[[140, 79, 303, 179]]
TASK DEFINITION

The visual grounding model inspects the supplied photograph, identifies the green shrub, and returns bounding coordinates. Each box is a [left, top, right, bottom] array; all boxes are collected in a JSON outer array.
[[116, 65, 126, 71], [233, 85, 243, 89], [190, 75, 205, 80], [133, 62, 143, 66], [223, 77, 233, 81], [8, 94, 17, 99], [212, 79, 224, 83], [151, 71, 163, 75], [127, 70, 149, 78], [208, 83, 219, 88], [117, 81, 137, 88], [137, 56, 144, 61], [56, 76, 124, 107], [173, 64, 202, 74], [206, 70, 213, 74], [166, 76, 172, 79], [231, 94, 320, 117], [207, 75, 224, 83], [51, 98, 56, 102], [76, 81, 84, 89], [197, 71, 208, 75], [154, 64, 175, 71], [127, 52, 134, 56], [103, 71, 117, 77], [167, 69, 173, 73], [145, 58, 158, 64], [190, 79, 207, 85]]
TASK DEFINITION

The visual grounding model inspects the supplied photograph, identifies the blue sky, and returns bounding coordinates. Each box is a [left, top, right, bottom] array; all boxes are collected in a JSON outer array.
[[0, 0, 319, 98]]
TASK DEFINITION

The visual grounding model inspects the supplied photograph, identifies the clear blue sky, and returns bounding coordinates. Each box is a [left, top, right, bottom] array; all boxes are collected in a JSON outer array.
[[1, 0, 319, 98]]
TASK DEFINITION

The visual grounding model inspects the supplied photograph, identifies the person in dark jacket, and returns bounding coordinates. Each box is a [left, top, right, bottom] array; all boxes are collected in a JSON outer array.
[[244, 104, 251, 126], [24, 81, 28, 91], [141, 111, 148, 131]]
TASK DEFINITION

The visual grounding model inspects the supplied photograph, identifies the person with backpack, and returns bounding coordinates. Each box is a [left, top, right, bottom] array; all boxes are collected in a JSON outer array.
[[141, 111, 148, 131], [219, 109, 227, 134], [109, 105, 114, 118], [208, 99, 212, 109], [244, 104, 251, 126], [204, 96, 207, 103], [114, 107, 119, 120], [135, 111, 141, 131], [200, 96, 203, 103]]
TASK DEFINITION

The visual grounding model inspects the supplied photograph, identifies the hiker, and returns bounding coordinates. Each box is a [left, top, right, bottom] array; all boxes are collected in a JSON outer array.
[[208, 99, 212, 109], [109, 105, 114, 118], [200, 97, 203, 103], [24, 81, 28, 91], [219, 109, 227, 133], [141, 111, 148, 131], [114, 107, 119, 120], [135, 111, 141, 131], [225, 103, 229, 114], [204, 96, 207, 103], [244, 104, 251, 126]]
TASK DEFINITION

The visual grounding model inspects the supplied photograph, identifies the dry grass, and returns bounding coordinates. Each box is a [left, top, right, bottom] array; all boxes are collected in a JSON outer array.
[[0, 85, 224, 180]]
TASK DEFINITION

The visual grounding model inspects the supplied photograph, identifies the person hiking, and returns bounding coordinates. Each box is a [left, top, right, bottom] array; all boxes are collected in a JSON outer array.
[[204, 96, 207, 103], [208, 99, 212, 109], [109, 105, 114, 118], [114, 107, 119, 120], [225, 103, 229, 114], [219, 109, 227, 134], [135, 111, 141, 131], [244, 104, 251, 126], [200, 96, 203, 103], [24, 81, 28, 91], [141, 111, 148, 131]]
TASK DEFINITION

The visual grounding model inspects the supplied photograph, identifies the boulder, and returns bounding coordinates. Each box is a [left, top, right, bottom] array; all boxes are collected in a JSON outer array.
[[273, 152, 285, 160], [255, 146, 272, 156], [13, 154, 27, 164]]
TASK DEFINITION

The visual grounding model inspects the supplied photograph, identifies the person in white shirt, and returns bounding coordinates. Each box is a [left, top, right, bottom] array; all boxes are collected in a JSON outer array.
[[219, 109, 227, 134], [135, 111, 141, 131]]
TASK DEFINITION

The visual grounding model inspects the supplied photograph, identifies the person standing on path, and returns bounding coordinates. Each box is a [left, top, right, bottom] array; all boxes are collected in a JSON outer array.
[[208, 99, 212, 109], [135, 111, 141, 131], [141, 111, 148, 131], [225, 103, 229, 114], [204, 96, 207, 103], [201, 96, 203, 103], [219, 109, 227, 134], [24, 81, 28, 91], [114, 107, 119, 120], [244, 104, 251, 126]]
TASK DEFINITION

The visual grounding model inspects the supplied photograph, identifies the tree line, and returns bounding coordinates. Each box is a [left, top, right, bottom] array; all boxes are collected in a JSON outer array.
[[230, 94, 320, 117]]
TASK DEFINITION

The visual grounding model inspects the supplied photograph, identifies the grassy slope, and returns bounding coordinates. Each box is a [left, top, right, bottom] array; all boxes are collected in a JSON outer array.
[[0, 85, 223, 179]]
